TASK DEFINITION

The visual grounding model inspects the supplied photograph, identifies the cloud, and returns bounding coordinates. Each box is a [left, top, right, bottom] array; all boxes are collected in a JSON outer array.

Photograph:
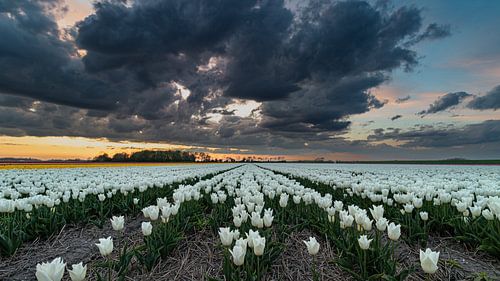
[[0, 0, 451, 152], [395, 95, 411, 103], [368, 120, 500, 147], [390, 114, 402, 121], [0, 0, 124, 110], [467, 84, 500, 110], [417, 91, 471, 116], [410, 23, 451, 44]]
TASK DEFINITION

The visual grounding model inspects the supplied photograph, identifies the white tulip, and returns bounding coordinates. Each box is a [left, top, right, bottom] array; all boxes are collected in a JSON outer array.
[[110, 215, 124, 231], [358, 235, 372, 250], [98, 194, 106, 202], [218, 227, 233, 246], [303, 237, 320, 255], [246, 229, 260, 248], [376, 217, 388, 231], [68, 262, 87, 281], [387, 222, 401, 241], [482, 209, 494, 220], [229, 245, 245, 266], [369, 205, 384, 221], [404, 203, 414, 213], [279, 194, 288, 208], [419, 248, 439, 274], [253, 236, 266, 256], [141, 222, 153, 236], [95, 236, 113, 257], [233, 215, 242, 227], [419, 211, 428, 221], [235, 238, 248, 253], [35, 257, 66, 281], [263, 213, 274, 227]]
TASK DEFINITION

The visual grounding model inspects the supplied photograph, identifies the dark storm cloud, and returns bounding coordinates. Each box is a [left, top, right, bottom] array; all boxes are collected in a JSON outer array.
[[467, 85, 500, 110], [410, 23, 451, 44], [368, 120, 500, 147], [417, 91, 471, 116], [0, 0, 122, 110], [395, 95, 411, 103], [390, 115, 402, 121], [0, 0, 453, 152]]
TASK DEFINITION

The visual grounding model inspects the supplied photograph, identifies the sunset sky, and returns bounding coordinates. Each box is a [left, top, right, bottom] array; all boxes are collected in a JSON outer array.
[[0, 0, 499, 160]]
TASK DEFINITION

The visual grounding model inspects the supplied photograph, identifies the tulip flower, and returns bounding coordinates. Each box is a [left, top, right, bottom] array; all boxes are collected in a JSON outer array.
[[419, 211, 428, 221], [413, 198, 423, 208], [96, 236, 113, 257], [232, 229, 240, 240], [235, 238, 248, 253], [253, 236, 266, 256], [420, 248, 439, 274], [219, 227, 233, 246], [142, 205, 160, 221], [482, 209, 494, 220], [404, 203, 414, 213], [246, 202, 255, 212], [233, 215, 242, 227], [229, 245, 246, 266], [133, 198, 139, 205], [279, 194, 289, 208], [68, 262, 87, 281], [110, 215, 124, 231], [358, 235, 372, 250], [362, 217, 373, 231], [369, 205, 384, 221], [98, 194, 106, 202], [469, 206, 482, 218], [141, 221, 153, 236], [249, 212, 263, 228], [149, 206, 160, 221], [340, 214, 354, 229], [246, 229, 260, 248], [35, 257, 66, 281], [171, 203, 180, 215], [387, 222, 401, 241], [376, 217, 388, 231], [263, 213, 274, 227], [334, 200, 343, 211], [303, 237, 320, 255], [210, 193, 219, 204]]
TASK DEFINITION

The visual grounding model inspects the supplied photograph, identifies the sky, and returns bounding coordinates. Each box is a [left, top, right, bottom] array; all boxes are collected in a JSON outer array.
[[0, 0, 499, 161]]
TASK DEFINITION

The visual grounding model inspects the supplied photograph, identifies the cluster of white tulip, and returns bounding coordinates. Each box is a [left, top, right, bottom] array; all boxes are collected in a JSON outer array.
[[35, 257, 87, 281], [219, 227, 267, 265], [261, 163, 500, 220], [140, 196, 182, 232], [0, 164, 236, 213]]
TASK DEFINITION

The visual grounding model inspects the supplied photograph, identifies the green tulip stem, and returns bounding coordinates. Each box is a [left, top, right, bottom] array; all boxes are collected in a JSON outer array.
[[107, 257, 112, 281], [363, 250, 367, 280], [257, 255, 261, 280]]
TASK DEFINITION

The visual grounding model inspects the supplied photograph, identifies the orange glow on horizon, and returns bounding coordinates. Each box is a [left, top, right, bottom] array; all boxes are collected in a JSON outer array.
[[0, 136, 366, 161]]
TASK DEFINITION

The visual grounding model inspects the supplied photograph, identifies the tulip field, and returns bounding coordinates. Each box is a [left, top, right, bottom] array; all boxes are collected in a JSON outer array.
[[0, 164, 499, 280]]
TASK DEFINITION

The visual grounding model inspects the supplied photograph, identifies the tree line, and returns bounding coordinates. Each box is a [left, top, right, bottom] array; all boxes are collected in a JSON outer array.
[[93, 150, 196, 162]]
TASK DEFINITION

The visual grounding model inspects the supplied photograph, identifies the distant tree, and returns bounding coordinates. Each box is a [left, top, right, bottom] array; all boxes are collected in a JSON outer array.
[[112, 152, 129, 162], [94, 153, 111, 162]]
